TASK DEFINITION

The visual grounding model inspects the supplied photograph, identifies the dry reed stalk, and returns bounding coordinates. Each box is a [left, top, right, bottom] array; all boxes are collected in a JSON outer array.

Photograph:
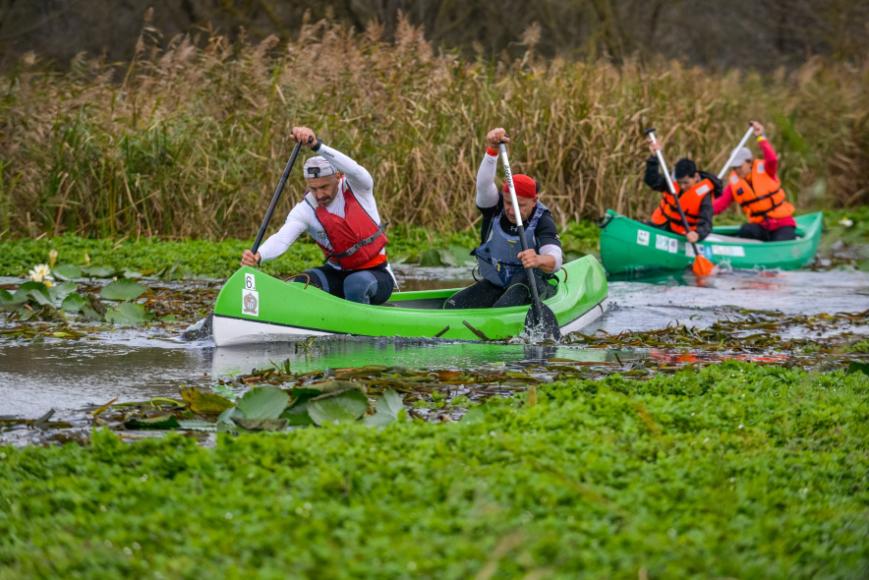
[[0, 18, 866, 239]]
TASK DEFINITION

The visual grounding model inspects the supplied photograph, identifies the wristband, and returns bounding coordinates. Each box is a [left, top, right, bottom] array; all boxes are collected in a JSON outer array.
[[756, 135, 766, 142], [486, 146, 499, 157]]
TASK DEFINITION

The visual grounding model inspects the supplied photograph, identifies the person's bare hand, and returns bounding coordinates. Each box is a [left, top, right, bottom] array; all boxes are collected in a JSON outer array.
[[241, 249, 261, 267], [291, 127, 317, 147], [517, 248, 541, 269], [750, 120, 764, 137], [648, 140, 662, 154], [686, 231, 699, 244], [486, 128, 509, 148]]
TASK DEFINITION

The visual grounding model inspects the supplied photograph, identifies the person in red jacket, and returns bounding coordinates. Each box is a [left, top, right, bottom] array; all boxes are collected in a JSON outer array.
[[714, 121, 796, 241], [240, 127, 394, 304]]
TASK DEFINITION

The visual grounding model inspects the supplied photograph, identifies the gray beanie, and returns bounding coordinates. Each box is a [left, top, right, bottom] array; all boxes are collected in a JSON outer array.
[[303, 156, 336, 179], [730, 147, 753, 168]]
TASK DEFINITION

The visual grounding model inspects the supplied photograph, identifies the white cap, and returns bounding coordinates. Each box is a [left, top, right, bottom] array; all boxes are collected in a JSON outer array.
[[730, 147, 753, 168], [303, 156, 336, 179]]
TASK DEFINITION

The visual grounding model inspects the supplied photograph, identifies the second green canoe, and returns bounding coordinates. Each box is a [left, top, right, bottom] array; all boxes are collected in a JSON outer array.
[[599, 210, 823, 275]]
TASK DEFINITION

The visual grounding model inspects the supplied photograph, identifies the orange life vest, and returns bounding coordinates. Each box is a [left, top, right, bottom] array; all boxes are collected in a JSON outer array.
[[309, 185, 388, 270], [728, 160, 794, 223], [650, 179, 714, 235]]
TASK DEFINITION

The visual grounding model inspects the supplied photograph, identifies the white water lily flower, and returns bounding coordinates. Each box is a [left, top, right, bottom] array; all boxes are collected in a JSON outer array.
[[27, 263, 55, 287], [839, 217, 853, 228]]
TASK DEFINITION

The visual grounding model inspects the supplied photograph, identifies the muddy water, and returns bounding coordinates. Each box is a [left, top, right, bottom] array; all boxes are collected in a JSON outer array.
[[1, 266, 868, 441]]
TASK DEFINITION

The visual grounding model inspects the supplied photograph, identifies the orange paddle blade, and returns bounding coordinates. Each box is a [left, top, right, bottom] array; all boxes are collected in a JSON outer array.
[[692, 255, 716, 277]]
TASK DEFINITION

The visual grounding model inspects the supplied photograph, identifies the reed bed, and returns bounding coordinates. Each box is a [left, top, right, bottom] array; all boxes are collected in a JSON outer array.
[[1, 18, 866, 239]]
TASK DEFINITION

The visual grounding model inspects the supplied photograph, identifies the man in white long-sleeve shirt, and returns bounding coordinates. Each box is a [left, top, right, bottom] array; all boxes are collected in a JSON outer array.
[[445, 127, 563, 309], [240, 127, 394, 304]]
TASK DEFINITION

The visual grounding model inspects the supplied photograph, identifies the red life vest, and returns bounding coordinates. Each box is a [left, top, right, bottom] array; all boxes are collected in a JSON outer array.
[[649, 179, 714, 235], [310, 184, 388, 270], [728, 160, 794, 223]]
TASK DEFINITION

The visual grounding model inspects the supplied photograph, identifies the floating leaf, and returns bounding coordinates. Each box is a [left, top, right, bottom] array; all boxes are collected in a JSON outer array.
[[122, 269, 144, 279], [81, 265, 115, 278], [124, 415, 180, 430], [0, 290, 12, 305], [101, 279, 147, 301], [364, 389, 405, 427], [308, 389, 368, 426], [51, 264, 82, 281], [177, 420, 218, 432], [235, 386, 289, 421], [48, 282, 77, 307], [61, 294, 87, 313], [180, 387, 233, 416], [418, 248, 445, 266], [282, 402, 316, 426], [234, 417, 288, 431], [104, 303, 150, 325], [307, 380, 364, 396]]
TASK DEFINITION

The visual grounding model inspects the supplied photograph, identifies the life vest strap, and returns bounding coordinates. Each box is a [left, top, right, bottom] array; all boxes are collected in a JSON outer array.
[[327, 227, 385, 259]]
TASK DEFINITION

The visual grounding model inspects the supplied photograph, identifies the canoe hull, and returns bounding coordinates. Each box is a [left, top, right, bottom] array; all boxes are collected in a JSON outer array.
[[599, 210, 823, 275], [212, 255, 608, 345]]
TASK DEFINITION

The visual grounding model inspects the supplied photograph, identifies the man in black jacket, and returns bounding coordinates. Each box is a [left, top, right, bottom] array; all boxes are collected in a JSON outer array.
[[645, 141, 721, 243]]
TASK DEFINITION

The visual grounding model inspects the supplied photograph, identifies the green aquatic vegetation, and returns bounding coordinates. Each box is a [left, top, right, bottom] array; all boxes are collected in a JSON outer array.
[[818, 207, 869, 271], [0, 224, 545, 279], [103, 384, 406, 434], [0, 268, 154, 326], [0, 363, 866, 577]]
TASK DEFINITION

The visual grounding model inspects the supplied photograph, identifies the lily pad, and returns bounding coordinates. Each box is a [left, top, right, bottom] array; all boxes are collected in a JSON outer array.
[[81, 265, 115, 278], [364, 389, 405, 427], [104, 303, 150, 325], [308, 389, 369, 426], [177, 420, 218, 432], [180, 387, 233, 416], [101, 279, 148, 301], [235, 386, 289, 421], [52, 264, 82, 281], [124, 415, 180, 430], [281, 402, 316, 426], [48, 282, 78, 307], [233, 417, 288, 431]]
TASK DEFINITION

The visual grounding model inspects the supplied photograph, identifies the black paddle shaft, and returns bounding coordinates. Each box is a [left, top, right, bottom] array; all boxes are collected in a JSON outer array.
[[251, 141, 304, 254]]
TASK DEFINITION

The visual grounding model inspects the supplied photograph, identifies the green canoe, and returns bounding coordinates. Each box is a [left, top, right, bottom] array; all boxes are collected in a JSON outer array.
[[212, 256, 608, 346], [599, 210, 823, 275]]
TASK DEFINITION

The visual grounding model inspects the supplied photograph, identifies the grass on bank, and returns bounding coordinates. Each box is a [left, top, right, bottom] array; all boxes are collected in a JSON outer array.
[[0, 221, 600, 279], [1, 19, 866, 239], [0, 362, 867, 578], [1, 207, 866, 279]]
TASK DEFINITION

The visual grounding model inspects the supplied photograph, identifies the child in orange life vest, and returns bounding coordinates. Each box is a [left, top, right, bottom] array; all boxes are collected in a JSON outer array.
[[644, 142, 721, 244], [713, 121, 796, 242]]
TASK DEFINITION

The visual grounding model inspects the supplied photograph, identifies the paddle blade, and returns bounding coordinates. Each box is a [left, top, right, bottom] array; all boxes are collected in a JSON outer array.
[[524, 304, 561, 341], [692, 255, 716, 277]]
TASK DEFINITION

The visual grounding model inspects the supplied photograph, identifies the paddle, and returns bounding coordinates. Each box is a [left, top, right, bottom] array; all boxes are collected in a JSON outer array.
[[717, 123, 755, 180], [251, 140, 304, 255], [498, 142, 561, 341], [645, 129, 716, 277]]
